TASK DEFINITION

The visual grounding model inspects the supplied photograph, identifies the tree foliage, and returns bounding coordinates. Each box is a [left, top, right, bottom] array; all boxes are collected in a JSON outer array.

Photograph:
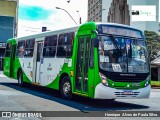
[[144, 30, 160, 61]]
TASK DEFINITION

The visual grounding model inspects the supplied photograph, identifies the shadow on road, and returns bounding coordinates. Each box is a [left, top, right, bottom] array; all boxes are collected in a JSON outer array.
[[0, 82, 149, 112]]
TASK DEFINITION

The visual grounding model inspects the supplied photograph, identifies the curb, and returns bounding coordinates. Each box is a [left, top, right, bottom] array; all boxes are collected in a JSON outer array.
[[151, 87, 160, 89]]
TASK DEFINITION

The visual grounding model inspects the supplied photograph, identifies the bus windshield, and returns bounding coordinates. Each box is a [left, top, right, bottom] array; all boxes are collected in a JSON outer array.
[[98, 35, 149, 73]]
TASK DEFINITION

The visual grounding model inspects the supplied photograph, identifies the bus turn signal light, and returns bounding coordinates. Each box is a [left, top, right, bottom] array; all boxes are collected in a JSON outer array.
[[70, 71, 73, 77]]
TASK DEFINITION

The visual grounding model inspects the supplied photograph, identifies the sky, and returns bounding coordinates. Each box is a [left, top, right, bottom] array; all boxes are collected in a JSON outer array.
[[18, 0, 88, 37], [17, 0, 160, 37]]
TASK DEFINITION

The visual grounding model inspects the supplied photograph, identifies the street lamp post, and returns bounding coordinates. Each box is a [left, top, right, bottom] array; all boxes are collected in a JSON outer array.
[[76, 10, 82, 24], [56, 7, 77, 25]]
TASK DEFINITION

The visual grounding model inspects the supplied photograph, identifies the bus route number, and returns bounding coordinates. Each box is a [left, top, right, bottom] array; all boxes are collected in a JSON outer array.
[[112, 64, 122, 72]]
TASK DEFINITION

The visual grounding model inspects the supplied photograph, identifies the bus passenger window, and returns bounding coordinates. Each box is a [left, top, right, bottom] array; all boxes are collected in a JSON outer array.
[[24, 39, 35, 57], [16, 41, 25, 57], [43, 35, 57, 57], [57, 32, 74, 57]]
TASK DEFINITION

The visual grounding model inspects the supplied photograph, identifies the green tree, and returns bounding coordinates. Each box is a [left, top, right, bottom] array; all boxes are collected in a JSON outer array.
[[144, 30, 160, 61]]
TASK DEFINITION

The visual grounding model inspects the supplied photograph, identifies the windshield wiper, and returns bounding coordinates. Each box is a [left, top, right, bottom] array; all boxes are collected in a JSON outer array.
[[131, 58, 145, 66], [109, 34, 125, 54]]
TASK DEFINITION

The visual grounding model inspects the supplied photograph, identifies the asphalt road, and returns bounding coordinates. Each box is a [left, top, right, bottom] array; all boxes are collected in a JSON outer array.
[[0, 71, 160, 120]]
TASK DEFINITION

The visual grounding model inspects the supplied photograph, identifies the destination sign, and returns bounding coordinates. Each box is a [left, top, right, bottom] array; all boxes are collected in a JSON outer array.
[[99, 25, 142, 38]]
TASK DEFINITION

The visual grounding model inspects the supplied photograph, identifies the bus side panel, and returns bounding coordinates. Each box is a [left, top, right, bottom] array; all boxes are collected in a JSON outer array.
[[46, 62, 71, 90], [22, 58, 33, 83], [39, 58, 66, 87], [12, 57, 21, 79], [46, 77, 60, 90], [22, 71, 32, 83], [12, 57, 32, 83], [87, 65, 95, 98], [93, 47, 101, 96], [3, 57, 11, 77]]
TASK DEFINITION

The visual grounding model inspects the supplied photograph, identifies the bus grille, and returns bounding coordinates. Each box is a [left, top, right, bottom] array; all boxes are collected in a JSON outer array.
[[114, 92, 140, 98], [109, 77, 144, 82], [105, 72, 149, 83]]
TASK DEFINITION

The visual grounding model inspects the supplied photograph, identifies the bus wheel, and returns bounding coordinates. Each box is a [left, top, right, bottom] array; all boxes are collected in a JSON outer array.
[[18, 71, 24, 87], [60, 76, 72, 100]]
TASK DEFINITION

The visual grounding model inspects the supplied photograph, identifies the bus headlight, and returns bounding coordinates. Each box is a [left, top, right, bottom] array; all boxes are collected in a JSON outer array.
[[145, 75, 150, 87], [99, 72, 108, 86]]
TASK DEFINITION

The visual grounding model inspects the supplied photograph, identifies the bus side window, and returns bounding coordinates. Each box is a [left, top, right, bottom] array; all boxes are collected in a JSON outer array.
[[43, 35, 57, 57], [57, 32, 74, 57], [24, 39, 35, 57], [5, 43, 11, 57], [16, 41, 25, 58]]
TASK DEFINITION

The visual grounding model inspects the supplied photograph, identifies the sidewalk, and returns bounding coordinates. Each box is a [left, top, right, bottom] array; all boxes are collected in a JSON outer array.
[[0, 71, 7, 77]]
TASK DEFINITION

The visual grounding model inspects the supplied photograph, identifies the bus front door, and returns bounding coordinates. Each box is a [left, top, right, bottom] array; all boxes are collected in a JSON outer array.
[[75, 36, 91, 94]]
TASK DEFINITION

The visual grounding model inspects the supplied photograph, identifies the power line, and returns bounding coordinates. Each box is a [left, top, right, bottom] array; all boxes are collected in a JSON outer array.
[[19, 26, 41, 30], [25, 30, 40, 32], [0, 25, 43, 31]]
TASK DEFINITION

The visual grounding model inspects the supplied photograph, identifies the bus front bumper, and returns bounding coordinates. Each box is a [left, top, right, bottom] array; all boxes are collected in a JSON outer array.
[[94, 83, 151, 99]]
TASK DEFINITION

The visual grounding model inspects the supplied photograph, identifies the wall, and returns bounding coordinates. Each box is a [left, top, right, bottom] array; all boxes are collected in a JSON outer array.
[[0, 0, 17, 16], [0, 0, 18, 42], [0, 16, 14, 42]]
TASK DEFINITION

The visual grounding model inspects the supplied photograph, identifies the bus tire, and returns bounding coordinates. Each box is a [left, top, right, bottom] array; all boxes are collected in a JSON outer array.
[[60, 76, 72, 100], [18, 70, 24, 87]]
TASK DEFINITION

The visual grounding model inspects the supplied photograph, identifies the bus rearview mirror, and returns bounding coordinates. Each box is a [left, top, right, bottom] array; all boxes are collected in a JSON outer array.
[[94, 38, 98, 47], [91, 30, 98, 47]]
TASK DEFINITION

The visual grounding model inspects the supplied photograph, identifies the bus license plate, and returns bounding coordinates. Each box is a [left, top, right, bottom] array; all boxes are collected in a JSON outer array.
[[132, 83, 140, 87], [123, 90, 133, 95]]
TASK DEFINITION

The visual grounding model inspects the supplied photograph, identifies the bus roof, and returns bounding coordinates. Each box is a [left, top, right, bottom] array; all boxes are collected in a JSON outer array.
[[95, 22, 143, 38], [10, 22, 143, 42], [95, 22, 143, 32], [16, 25, 80, 41], [7, 38, 16, 45]]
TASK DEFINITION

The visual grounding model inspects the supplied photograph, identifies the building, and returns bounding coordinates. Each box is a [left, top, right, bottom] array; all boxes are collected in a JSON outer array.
[[107, 0, 130, 25], [87, 0, 159, 33], [88, 0, 103, 22], [0, 0, 18, 70]]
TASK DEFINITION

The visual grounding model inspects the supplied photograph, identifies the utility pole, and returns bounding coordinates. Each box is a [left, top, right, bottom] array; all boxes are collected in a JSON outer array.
[[77, 10, 82, 24]]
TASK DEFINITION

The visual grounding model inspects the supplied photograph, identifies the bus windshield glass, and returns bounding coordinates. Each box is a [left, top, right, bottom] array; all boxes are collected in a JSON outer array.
[[98, 35, 149, 73]]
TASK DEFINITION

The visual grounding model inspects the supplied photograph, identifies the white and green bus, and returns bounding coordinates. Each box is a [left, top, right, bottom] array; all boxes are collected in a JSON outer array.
[[3, 22, 151, 99]]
